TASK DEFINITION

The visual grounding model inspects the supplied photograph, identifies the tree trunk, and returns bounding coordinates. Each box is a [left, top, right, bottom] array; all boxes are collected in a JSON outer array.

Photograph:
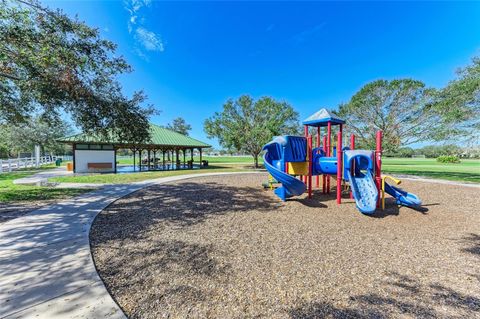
[[253, 154, 259, 168]]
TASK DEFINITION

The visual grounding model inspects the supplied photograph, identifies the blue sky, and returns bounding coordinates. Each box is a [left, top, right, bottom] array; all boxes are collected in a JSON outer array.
[[46, 1, 480, 148]]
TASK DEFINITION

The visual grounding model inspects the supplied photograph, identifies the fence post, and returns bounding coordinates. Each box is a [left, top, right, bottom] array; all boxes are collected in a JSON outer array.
[[8, 159, 12, 172], [0, 159, 2, 173]]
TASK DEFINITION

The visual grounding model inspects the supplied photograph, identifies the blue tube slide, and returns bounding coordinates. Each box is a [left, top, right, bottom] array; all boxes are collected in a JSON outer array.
[[343, 150, 378, 214], [384, 183, 422, 208], [263, 141, 306, 201], [346, 169, 378, 215]]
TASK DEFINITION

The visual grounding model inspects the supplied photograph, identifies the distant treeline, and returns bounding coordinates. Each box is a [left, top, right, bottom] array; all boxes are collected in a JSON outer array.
[[384, 144, 480, 159]]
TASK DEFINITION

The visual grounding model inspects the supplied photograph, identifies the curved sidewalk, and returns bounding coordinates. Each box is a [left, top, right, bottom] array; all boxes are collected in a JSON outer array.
[[0, 172, 261, 319]]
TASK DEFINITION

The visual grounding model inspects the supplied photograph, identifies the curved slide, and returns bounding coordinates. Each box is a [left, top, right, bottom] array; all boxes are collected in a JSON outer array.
[[346, 170, 378, 215], [263, 143, 306, 201], [384, 183, 422, 208]]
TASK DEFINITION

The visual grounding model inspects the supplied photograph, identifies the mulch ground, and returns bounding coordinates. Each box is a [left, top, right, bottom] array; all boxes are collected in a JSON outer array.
[[90, 174, 480, 319]]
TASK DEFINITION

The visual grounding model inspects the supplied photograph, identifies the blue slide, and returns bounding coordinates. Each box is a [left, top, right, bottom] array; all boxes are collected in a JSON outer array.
[[263, 142, 306, 201], [384, 183, 422, 208], [346, 169, 378, 215]]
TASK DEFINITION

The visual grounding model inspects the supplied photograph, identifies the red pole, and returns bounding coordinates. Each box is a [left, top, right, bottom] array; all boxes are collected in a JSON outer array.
[[308, 135, 313, 199], [375, 130, 383, 208], [303, 125, 308, 183], [336, 128, 343, 204], [316, 126, 320, 188], [322, 135, 327, 194], [350, 134, 355, 199], [327, 122, 331, 194]]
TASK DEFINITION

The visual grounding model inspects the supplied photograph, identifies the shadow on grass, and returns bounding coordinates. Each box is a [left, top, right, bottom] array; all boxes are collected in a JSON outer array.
[[289, 272, 480, 318], [0, 187, 92, 202], [0, 172, 32, 181]]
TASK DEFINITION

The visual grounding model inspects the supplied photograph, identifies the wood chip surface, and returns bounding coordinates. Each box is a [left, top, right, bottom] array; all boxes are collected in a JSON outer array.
[[90, 174, 480, 318]]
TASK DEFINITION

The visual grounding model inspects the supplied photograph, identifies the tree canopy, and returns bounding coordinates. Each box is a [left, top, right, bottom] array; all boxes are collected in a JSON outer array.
[[166, 117, 192, 136], [335, 79, 439, 152], [0, 116, 72, 157], [434, 56, 480, 143], [204, 95, 299, 167], [0, 0, 154, 143]]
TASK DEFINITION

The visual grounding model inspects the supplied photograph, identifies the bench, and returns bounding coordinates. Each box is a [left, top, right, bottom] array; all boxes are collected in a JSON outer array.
[[87, 162, 113, 172]]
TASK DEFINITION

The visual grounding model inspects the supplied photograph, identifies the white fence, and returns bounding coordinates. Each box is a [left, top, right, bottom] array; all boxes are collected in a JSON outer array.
[[0, 155, 71, 173]]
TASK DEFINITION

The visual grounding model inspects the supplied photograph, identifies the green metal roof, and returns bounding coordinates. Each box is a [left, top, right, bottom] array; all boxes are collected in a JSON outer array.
[[59, 123, 211, 148]]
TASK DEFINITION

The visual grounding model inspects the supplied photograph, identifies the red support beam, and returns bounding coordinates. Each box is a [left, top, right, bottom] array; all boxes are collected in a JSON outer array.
[[322, 135, 327, 194], [327, 122, 331, 194], [350, 134, 355, 199], [336, 126, 343, 204], [316, 126, 320, 188], [375, 130, 383, 208], [308, 135, 313, 199], [303, 125, 308, 183]]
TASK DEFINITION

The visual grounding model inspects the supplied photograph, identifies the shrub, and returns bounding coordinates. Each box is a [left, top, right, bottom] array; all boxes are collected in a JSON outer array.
[[436, 155, 461, 163]]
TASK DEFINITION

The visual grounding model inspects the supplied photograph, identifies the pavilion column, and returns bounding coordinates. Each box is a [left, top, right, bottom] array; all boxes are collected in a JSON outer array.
[[175, 149, 179, 170], [162, 150, 166, 170], [183, 149, 186, 169], [132, 148, 136, 172], [191, 148, 194, 169], [199, 148, 203, 168], [114, 147, 117, 173], [139, 149, 142, 171], [148, 149, 151, 170], [153, 149, 157, 170]]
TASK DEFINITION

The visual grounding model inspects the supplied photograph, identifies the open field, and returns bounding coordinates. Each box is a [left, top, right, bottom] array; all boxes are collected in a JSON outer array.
[[91, 174, 480, 318], [382, 158, 480, 183], [49, 164, 250, 184], [51, 157, 480, 184]]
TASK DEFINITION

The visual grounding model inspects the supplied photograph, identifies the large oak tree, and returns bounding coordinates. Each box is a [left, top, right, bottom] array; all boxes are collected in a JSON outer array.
[[204, 95, 299, 168], [434, 56, 479, 143], [0, 0, 154, 143], [335, 79, 439, 152]]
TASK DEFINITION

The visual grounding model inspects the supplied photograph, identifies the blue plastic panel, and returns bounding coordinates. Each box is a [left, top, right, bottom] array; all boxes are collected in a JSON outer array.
[[283, 136, 307, 162], [315, 156, 337, 175]]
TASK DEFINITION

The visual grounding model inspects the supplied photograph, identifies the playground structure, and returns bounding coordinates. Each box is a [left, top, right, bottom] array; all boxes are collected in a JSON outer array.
[[263, 109, 421, 215]]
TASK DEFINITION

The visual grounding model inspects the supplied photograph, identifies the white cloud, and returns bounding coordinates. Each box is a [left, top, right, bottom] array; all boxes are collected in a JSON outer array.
[[124, 0, 164, 56], [135, 27, 164, 52]]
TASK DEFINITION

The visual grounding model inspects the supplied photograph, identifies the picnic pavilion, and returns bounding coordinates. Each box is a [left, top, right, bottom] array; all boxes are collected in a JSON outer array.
[[59, 123, 211, 173]]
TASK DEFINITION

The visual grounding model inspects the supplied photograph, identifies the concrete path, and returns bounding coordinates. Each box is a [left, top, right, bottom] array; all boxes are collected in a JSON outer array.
[[13, 167, 73, 186], [0, 172, 261, 319]]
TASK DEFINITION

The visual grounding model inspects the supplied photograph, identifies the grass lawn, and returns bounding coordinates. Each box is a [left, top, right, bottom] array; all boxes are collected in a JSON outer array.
[[0, 171, 91, 202], [49, 164, 253, 184], [382, 158, 480, 183], [48, 157, 480, 184]]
